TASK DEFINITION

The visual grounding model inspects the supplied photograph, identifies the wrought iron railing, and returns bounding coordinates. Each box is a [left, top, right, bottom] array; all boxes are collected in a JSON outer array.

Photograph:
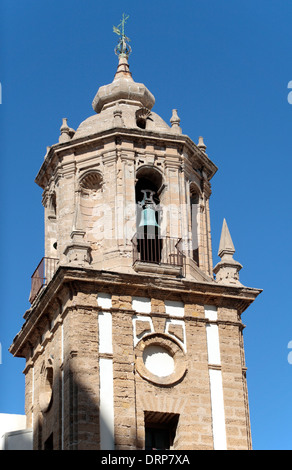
[[132, 234, 184, 268], [29, 257, 59, 304]]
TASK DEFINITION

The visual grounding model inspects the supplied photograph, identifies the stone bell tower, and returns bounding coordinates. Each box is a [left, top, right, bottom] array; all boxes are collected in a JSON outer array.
[[10, 20, 261, 450]]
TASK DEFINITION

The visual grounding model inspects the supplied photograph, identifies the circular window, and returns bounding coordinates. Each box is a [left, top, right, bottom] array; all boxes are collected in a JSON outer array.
[[143, 345, 175, 377], [39, 365, 53, 413], [135, 333, 187, 386]]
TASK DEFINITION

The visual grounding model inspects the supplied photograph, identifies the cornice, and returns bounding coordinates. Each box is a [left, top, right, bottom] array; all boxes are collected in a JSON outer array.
[[35, 128, 218, 190], [10, 265, 261, 358]]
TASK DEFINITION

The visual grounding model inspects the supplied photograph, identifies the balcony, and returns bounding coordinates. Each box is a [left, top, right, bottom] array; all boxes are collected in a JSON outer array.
[[132, 234, 185, 277], [29, 257, 59, 304]]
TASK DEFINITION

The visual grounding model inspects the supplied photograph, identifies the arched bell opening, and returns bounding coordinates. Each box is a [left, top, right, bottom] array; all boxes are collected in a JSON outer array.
[[135, 166, 163, 202], [135, 168, 163, 264], [190, 183, 201, 266]]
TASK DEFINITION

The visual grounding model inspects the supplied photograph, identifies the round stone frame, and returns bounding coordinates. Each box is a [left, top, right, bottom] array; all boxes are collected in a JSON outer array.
[[135, 333, 187, 386], [39, 361, 54, 413]]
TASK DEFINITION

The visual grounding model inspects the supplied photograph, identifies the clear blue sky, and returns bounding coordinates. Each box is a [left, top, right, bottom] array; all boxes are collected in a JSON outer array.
[[1, 0, 292, 450]]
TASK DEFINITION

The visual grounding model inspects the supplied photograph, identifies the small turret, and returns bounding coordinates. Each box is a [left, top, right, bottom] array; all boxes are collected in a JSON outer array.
[[213, 218, 243, 286], [59, 118, 75, 143], [197, 136, 207, 152], [170, 109, 182, 134]]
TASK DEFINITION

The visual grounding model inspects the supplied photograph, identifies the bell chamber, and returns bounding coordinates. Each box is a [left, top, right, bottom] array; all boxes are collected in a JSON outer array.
[[137, 189, 162, 263]]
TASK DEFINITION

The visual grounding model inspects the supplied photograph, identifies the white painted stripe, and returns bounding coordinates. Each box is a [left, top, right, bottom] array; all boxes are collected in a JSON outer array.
[[99, 358, 114, 450], [206, 324, 221, 365], [98, 297, 114, 449], [204, 305, 227, 449], [204, 305, 221, 365], [98, 312, 113, 354], [97, 292, 112, 309], [209, 368, 227, 450], [165, 300, 184, 317], [132, 296, 151, 313], [204, 304, 217, 321]]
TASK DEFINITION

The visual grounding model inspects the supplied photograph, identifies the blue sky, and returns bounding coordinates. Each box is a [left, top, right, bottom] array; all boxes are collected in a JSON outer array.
[[1, 0, 292, 450]]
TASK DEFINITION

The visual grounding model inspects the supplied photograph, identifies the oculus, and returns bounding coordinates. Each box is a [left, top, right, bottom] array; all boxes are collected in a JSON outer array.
[[135, 333, 187, 386], [143, 345, 175, 377]]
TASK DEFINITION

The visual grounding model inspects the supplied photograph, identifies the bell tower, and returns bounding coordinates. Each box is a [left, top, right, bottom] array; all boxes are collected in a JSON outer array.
[[10, 18, 261, 451]]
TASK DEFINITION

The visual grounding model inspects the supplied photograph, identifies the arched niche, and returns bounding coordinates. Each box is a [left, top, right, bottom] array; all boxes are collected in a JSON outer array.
[[47, 191, 57, 219], [77, 170, 104, 247], [39, 360, 54, 414], [79, 170, 103, 197]]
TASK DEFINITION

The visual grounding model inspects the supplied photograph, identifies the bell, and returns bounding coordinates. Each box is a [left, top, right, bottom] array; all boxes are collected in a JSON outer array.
[[139, 206, 160, 228], [138, 189, 160, 229]]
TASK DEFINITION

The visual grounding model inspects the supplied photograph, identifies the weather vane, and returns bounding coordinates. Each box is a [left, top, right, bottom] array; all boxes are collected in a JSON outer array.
[[113, 13, 132, 58]]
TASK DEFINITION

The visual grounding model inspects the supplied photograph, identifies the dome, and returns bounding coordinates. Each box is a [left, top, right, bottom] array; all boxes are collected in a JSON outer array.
[[73, 107, 171, 139], [73, 56, 171, 139], [92, 56, 155, 113]]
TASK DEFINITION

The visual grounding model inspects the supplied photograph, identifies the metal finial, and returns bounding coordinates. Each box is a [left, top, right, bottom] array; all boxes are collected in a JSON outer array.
[[113, 13, 132, 58]]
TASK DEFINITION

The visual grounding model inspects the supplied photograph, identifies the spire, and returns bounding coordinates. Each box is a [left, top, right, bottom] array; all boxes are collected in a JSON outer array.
[[213, 219, 243, 286], [113, 55, 133, 81], [218, 218, 235, 258], [113, 14, 133, 80], [92, 15, 155, 114]]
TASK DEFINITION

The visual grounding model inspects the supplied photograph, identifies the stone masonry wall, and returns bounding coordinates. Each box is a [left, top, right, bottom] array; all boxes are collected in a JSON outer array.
[[23, 284, 251, 450]]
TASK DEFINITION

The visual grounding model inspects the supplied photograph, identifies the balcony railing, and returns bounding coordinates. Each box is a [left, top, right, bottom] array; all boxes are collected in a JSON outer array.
[[132, 234, 184, 270], [29, 257, 59, 304]]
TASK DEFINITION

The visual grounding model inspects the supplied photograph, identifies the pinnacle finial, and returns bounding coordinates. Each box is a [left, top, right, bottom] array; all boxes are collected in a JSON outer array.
[[113, 13, 132, 58], [218, 218, 235, 258], [198, 136, 207, 152], [213, 218, 243, 286], [170, 109, 182, 134], [59, 118, 70, 143], [59, 118, 75, 143]]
